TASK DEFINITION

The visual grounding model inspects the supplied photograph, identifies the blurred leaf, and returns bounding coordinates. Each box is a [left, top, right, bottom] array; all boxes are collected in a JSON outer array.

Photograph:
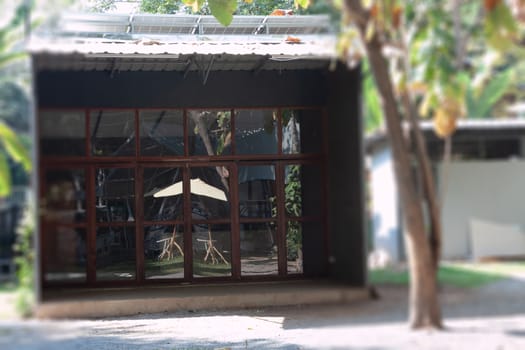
[[467, 69, 512, 118], [0, 121, 31, 172], [484, 2, 518, 51], [363, 62, 383, 133], [0, 152, 11, 197], [0, 51, 25, 69], [294, 0, 310, 9], [208, 0, 237, 26], [182, 0, 205, 12]]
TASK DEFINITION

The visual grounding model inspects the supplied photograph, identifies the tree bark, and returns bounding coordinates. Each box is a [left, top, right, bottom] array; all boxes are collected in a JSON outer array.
[[402, 92, 442, 270], [344, 0, 443, 328]]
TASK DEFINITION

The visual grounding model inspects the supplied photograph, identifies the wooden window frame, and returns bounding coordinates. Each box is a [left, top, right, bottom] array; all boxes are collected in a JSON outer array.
[[39, 107, 328, 288]]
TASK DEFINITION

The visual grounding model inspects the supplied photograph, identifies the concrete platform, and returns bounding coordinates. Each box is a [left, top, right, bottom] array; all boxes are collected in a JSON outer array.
[[36, 281, 370, 319]]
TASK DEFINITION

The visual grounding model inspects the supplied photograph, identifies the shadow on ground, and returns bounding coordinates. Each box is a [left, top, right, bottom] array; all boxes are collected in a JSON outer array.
[[2, 274, 525, 349]]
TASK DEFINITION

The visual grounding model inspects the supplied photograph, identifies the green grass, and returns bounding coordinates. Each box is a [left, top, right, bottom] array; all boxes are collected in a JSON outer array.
[[369, 261, 525, 288]]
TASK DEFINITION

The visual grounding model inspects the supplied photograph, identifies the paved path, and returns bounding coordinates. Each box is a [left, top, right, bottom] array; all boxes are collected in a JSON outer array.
[[1, 274, 525, 349]]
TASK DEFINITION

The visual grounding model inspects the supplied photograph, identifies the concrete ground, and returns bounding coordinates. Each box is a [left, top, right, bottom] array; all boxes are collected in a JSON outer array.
[[1, 273, 525, 350]]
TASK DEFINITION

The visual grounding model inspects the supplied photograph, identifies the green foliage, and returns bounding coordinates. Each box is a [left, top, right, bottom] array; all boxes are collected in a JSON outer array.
[[140, 0, 335, 18], [285, 165, 301, 260], [376, 0, 521, 127], [0, 121, 31, 197], [0, 152, 11, 196], [140, 0, 181, 13], [0, 81, 30, 131], [362, 60, 383, 133], [208, 0, 237, 26], [215, 111, 231, 155], [0, 2, 32, 198], [0, 2, 28, 70], [408, 1, 476, 100], [484, 2, 519, 51], [13, 204, 35, 317], [466, 69, 513, 118], [83, 0, 117, 12], [285, 165, 301, 217], [237, 0, 292, 15]]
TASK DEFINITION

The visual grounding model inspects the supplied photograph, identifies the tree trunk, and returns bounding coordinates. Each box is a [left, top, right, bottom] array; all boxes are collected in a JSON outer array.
[[402, 92, 442, 270], [344, 0, 443, 328]]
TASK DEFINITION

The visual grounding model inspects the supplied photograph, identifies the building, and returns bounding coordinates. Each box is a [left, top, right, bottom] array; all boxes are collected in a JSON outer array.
[[367, 119, 525, 265], [29, 13, 367, 317]]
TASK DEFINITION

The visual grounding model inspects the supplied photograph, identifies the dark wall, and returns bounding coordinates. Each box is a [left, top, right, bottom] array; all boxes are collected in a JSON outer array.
[[326, 64, 366, 286], [36, 69, 326, 108]]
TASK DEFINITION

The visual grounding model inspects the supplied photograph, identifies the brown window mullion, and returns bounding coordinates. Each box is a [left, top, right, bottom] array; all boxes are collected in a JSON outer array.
[[135, 165, 144, 284], [276, 162, 286, 277], [277, 109, 283, 155], [86, 109, 91, 157], [230, 163, 240, 279], [86, 166, 97, 285], [183, 166, 193, 280]]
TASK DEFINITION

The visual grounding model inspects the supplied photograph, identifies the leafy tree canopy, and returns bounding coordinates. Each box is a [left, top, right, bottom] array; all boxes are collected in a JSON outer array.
[[82, 0, 337, 24], [0, 82, 30, 132]]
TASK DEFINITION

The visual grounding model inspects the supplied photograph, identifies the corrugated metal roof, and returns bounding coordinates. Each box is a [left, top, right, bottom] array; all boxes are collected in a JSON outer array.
[[29, 35, 336, 58], [29, 13, 338, 72], [419, 118, 525, 130], [365, 119, 525, 151]]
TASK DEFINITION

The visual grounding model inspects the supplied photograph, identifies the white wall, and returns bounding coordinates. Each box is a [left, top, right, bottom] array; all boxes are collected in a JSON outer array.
[[369, 148, 401, 265], [439, 160, 525, 259]]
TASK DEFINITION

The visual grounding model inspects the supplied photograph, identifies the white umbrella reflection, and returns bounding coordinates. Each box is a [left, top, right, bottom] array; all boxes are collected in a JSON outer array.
[[153, 177, 229, 265], [153, 178, 227, 201]]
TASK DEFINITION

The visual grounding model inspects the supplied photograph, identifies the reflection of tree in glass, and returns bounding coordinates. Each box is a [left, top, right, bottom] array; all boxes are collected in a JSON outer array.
[[283, 110, 300, 154], [285, 165, 302, 217], [189, 110, 231, 191], [285, 165, 302, 263]]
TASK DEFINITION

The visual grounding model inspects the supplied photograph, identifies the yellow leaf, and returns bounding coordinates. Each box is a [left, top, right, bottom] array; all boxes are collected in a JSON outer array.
[[244, 0, 253, 3], [418, 92, 432, 118], [361, 0, 373, 9], [433, 108, 457, 138], [365, 21, 375, 42], [432, 96, 464, 138], [408, 82, 427, 95]]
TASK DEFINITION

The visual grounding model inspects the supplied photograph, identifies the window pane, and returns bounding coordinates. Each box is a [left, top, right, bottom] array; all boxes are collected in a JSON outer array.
[[44, 227, 86, 283], [144, 167, 183, 221], [190, 167, 230, 220], [144, 225, 184, 279], [43, 169, 86, 224], [140, 110, 184, 156], [235, 110, 277, 155], [284, 165, 301, 217], [284, 164, 322, 218], [240, 222, 278, 276], [96, 226, 136, 281], [40, 111, 85, 156], [96, 168, 135, 223], [282, 109, 323, 154], [239, 165, 276, 218], [188, 110, 231, 156], [193, 223, 231, 278], [286, 221, 303, 275], [90, 110, 135, 157]]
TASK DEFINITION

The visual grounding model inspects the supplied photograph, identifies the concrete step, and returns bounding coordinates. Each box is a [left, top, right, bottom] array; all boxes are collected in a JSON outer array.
[[36, 281, 370, 319]]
